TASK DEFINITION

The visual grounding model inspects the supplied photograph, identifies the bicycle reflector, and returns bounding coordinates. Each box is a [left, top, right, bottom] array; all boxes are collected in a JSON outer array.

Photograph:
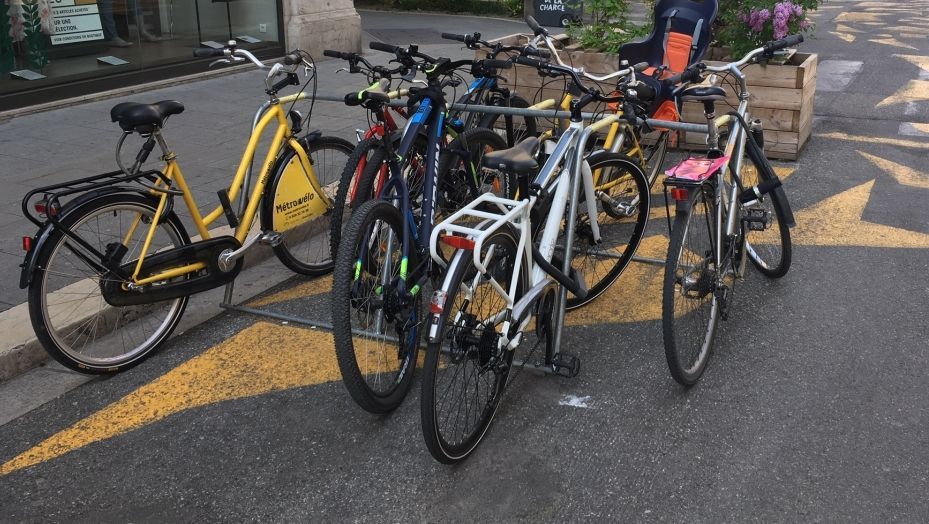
[[34, 199, 59, 218], [430, 290, 447, 314], [22, 236, 32, 252], [440, 235, 475, 251], [670, 188, 689, 201]]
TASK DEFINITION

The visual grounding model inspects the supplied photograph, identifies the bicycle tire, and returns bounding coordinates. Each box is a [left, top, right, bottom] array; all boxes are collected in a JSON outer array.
[[331, 199, 422, 413], [329, 137, 382, 260], [437, 127, 511, 212], [268, 135, 354, 276], [28, 193, 190, 374], [477, 94, 538, 147], [565, 152, 650, 310], [421, 226, 527, 463], [662, 186, 720, 386], [736, 147, 792, 278]]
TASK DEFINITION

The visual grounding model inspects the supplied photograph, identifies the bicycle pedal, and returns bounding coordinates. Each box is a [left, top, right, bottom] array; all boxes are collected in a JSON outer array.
[[259, 231, 283, 247], [551, 352, 580, 378], [743, 208, 769, 231]]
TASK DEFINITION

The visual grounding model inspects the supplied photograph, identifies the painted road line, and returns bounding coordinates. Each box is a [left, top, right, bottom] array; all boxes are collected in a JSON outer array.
[[815, 133, 929, 150], [858, 151, 929, 189], [792, 180, 929, 248], [877, 80, 929, 107], [0, 321, 343, 476]]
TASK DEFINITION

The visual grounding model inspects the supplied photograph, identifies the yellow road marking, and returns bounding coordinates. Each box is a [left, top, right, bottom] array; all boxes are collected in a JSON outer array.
[[246, 274, 333, 308], [857, 151, 929, 190], [816, 132, 929, 150], [895, 54, 929, 75], [834, 23, 863, 33], [0, 322, 342, 476], [831, 32, 855, 43], [835, 12, 884, 22], [792, 180, 929, 248], [566, 234, 668, 325], [869, 37, 917, 51], [877, 80, 929, 107]]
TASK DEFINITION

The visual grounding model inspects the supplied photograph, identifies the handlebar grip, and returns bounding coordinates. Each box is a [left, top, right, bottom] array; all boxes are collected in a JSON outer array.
[[764, 34, 804, 54], [663, 64, 703, 86], [515, 55, 544, 68], [441, 33, 467, 42], [323, 49, 347, 59], [482, 59, 513, 70], [524, 46, 551, 59], [282, 52, 301, 65], [525, 15, 549, 36], [369, 41, 399, 53], [193, 48, 225, 58], [344, 90, 390, 107], [632, 62, 649, 73], [631, 82, 656, 101]]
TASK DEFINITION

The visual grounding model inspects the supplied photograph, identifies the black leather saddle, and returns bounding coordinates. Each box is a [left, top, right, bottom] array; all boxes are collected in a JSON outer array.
[[110, 100, 185, 133], [680, 85, 726, 102], [481, 136, 541, 174]]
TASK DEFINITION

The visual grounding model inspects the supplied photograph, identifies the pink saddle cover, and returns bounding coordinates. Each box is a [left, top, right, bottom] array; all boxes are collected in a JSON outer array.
[[665, 156, 730, 182]]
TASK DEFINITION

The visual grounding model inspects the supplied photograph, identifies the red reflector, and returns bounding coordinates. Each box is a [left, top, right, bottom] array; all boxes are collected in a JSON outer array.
[[34, 202, 46, 215], [440, 235, 475, 251], [430, 290, 447, 314], [22, 236, 33, 252], [34, 200, 58, 217], [670, 188, 689, 201]]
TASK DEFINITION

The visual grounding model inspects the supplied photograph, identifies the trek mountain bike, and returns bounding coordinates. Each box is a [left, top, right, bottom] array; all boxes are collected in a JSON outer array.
[[421, 58, 651, 463], [330, 43, 516, 414], [661, 36, 800, 385], [19, 43, 352, 374]]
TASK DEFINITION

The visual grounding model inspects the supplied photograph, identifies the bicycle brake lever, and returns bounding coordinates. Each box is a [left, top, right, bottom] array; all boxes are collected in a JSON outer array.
[[209, 58, 232, 68], [401, 71, 418, 82]]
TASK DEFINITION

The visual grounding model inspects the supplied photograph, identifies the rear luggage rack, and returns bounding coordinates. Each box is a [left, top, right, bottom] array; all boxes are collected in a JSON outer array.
[[22, 168, 170, 226]]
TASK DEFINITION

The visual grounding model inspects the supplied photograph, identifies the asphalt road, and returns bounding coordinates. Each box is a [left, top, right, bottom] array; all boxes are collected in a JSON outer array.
[[3, 1, 929, 521]]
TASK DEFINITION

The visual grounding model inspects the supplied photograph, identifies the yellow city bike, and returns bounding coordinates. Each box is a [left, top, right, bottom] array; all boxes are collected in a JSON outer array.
[[18, 45, 353, 374]]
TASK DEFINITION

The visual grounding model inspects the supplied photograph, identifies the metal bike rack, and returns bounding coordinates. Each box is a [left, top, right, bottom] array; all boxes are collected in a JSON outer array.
[[219, 94, 710, 338]]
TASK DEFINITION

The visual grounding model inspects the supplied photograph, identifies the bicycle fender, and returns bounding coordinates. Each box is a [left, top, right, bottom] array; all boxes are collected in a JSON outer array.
[[19, 187, 166, 289]]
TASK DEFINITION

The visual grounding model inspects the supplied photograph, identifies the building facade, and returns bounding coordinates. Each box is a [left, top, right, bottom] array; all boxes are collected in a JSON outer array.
[[0, 0, 360, 110]]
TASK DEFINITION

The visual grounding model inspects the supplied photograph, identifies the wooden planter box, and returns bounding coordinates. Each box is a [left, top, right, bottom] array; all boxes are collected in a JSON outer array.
[[680, 51, 818, 160]]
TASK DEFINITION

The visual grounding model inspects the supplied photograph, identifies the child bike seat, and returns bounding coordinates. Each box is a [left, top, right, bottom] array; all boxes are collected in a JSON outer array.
[[110, 100, 185, 133], [482, 136, 540, 174]]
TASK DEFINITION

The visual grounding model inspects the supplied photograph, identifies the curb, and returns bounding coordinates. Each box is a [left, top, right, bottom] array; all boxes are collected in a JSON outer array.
[[0, 224, 293, 383]]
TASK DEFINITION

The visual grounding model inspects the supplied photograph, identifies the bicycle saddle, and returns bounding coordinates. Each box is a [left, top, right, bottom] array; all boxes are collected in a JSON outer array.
[[110, 100, 185, 133], [481, 136, 540, 174], [679, 85, 726, 101]]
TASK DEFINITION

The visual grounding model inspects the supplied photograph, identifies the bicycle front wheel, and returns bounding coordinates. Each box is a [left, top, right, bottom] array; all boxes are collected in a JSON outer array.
[[269, 135, 354, 275], [331, 199, 422, 413], [437, 127, 510, 212], [421, 227, 527, 463], [329, 137, 382, 260], [28, 193, 190, 374], [662, 186, 720, 386], [736, 147, 792, 278], [564, 153, 650, 310]]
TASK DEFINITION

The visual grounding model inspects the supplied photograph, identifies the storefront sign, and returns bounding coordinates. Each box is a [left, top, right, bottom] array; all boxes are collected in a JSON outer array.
[[50, 0, 104, 45]]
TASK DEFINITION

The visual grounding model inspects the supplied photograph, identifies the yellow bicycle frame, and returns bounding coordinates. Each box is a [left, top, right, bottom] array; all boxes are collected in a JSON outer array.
[[124, 93, 328, 287]]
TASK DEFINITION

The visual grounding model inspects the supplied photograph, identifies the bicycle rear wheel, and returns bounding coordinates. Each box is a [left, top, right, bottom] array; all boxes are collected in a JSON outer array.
[[477, 95, 538, 147], [28, 193, 190, 374], [564, 153, 650, 310], [736, 146, 792, 278], [269, 135, 354, 275], [437, 127, 510, 212], [421, 227, 527, 463], [662, 186, 720, 386], [332, 199, 422, 413]]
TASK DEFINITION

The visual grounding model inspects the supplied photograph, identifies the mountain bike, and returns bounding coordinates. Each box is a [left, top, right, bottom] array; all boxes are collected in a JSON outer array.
[[18, 43, 352, 374], [420, 58, 651, 463], [330, 43, 516, 413], [660, 36, 800, 386]]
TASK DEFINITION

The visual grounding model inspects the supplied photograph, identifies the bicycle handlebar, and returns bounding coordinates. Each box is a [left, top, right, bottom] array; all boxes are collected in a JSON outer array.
[[525, 15, 549, 37], [193, 47, 225, 58], [764, 34, 804, 55]]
